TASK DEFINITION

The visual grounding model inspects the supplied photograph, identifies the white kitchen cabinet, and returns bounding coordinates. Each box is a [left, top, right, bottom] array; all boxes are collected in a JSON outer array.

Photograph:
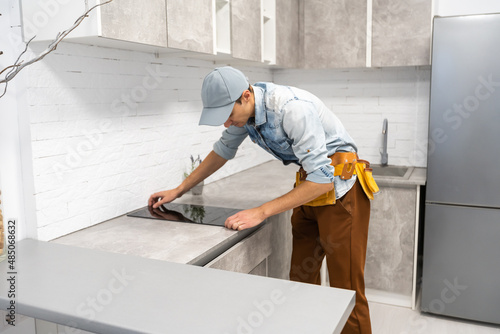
[[262, 0, 277, 64], [216, 0, 232, 54], [215, 0, 277, 65]]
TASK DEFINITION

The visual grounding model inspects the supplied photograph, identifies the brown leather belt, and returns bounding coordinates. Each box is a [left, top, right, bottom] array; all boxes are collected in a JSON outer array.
[[296, 152, 379, 206], [298, 152, 360, 181]]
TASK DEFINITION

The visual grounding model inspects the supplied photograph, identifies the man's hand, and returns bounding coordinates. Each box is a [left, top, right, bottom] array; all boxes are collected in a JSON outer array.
[[224, 181, 333, 231], [147, 151, 228, 209], [225, 207, 267, 231], [148, 189, 180, 208]]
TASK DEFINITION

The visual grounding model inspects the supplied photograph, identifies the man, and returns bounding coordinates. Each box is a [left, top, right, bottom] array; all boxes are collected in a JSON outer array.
[[149, 66, 377, 334]]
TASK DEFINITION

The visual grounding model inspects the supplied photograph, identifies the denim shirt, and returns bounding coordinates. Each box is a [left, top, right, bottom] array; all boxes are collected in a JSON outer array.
[[213, 82, 358, 199]]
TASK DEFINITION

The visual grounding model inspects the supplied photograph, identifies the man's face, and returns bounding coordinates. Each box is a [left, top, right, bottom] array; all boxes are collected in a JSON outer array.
[[224, 90, 254, 128]]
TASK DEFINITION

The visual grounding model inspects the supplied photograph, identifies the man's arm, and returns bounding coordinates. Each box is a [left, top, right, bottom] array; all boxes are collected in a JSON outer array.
[[226, 98, 338, 230], [149, 150, 227, 208], [225, 180, 333, 230]]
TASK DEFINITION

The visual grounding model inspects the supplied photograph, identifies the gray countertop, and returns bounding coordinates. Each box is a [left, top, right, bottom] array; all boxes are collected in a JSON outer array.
[[0, 239, 355, 334], [53, 212, 256, 266], [53, 161, 298, 265], [372, 166, 427, 187]]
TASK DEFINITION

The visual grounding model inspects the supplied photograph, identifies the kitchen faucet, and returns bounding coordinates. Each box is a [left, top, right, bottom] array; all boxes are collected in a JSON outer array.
[[380, 118, 388, 166]]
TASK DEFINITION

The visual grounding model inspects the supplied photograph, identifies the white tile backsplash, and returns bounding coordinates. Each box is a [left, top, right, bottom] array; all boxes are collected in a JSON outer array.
[[273, 66, 431, 168], [26, 42, 273, 240]]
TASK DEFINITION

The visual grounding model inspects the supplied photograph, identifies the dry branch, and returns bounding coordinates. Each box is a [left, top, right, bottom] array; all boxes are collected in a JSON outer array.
[[0, 0, 113, 98]]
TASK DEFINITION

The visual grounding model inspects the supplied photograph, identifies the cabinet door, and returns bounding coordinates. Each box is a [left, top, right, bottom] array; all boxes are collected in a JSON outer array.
[[100, 0, 168, 47], [365, 186, 416, 297], [167, 0, 215, 54], [372, 0, 431, 67], [303, 0, 367, 68], [231, 0, 262, 62], [275, 0, 300, 68]]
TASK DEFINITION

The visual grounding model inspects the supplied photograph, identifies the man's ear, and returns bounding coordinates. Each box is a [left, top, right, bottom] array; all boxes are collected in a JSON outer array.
[[243, 89, 252, 102]]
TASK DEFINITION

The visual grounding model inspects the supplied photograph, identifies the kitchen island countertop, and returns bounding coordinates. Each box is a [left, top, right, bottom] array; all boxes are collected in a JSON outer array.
[[0, 239, 355, 334]]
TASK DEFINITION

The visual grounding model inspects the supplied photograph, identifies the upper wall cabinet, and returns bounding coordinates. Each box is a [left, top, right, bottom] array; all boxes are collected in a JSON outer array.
[[166, 0, 215, 54], [20, 0, 215, 54], [300, 0, 431, 69], [19, 0, 431, 68], [100, 0, 168, 48], [230, 0, 262, 62], [302, 0, 367, 69], [20, 0, 169, 52], [371, 0, 432, 67], [275, 0, 300, 68]]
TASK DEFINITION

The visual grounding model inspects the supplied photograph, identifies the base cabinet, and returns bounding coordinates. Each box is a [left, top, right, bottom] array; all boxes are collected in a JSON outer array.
[[364, 184, 421, 309], [205, 211, 293, 279], [205, 223, 272, 275]]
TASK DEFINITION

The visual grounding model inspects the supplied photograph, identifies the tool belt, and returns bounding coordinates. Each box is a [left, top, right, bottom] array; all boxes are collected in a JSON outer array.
[[295, 152, 380, 207]]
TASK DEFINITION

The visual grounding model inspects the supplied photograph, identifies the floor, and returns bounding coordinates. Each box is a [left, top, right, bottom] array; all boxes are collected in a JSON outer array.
[[369, 301, 500, 334], [2, 302, 500, 333]]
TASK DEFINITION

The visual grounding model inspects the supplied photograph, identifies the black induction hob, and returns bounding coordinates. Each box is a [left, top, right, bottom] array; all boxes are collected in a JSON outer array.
[[127, 203, 240, 227]]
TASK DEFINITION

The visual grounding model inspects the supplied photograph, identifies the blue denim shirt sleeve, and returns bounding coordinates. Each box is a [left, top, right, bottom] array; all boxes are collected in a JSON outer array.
[[282, 100, 335, 184], [213, 126, 249, 160]]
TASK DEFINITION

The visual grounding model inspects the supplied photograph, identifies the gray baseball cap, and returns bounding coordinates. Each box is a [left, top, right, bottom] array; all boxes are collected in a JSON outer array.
[[199, 66, 249, 126]]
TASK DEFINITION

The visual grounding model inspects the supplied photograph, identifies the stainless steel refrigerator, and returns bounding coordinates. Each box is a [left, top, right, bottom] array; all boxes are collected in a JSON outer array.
[[422, 14, 500, 325]]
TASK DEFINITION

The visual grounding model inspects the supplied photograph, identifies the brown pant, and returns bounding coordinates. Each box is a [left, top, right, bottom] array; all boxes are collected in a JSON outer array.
[[290, 180, 372, 334]]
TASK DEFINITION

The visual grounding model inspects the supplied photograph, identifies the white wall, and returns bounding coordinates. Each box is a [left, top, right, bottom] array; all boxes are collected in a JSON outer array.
[[0, 0, 37, 241], [23, 43, 273, 241], [434, 0, 500, 16], [274, 67, 431, 168]]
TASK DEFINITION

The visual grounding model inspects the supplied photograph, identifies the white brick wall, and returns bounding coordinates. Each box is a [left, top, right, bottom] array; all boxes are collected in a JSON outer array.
[[273, 66, 431, 168], [26, 42, 273, 241]]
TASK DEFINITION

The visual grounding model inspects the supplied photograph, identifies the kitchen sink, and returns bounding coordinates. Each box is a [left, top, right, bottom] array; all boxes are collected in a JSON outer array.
[[370, 165, 413, 179]]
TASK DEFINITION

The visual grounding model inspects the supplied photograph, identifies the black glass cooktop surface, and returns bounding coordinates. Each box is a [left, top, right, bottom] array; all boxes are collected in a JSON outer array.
[[127, 203, 239, 227]]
